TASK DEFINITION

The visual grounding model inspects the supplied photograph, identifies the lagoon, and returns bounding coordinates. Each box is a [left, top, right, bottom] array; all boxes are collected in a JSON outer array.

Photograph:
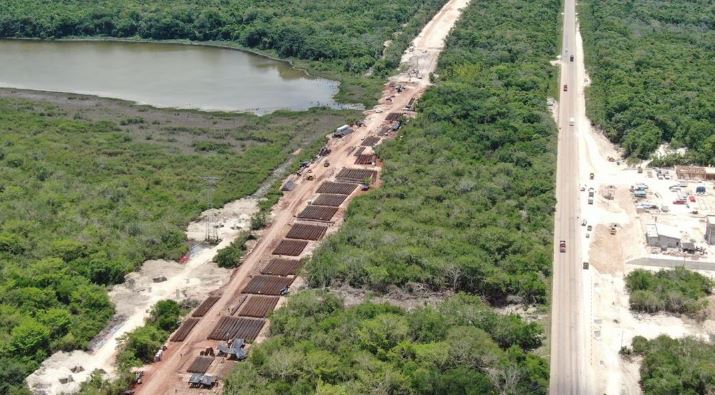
[[0, 40, 345, 113]]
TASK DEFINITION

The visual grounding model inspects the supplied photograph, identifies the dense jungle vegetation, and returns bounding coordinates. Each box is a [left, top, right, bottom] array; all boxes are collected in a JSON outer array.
[[226, 291, 548, 394], [227, 0, 558, 392], [625, 268, 712, 316], [0, 0, 448, 103], [623, 335, 715, 394], [579, 0, 715, 163], [0, 98, 356, 394], [306, 0, 559, 305]]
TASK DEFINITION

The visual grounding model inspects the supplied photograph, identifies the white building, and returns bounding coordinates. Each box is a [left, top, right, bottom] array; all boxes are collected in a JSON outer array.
[[645, 223, 681, 249], [705, 216, 715, 245]]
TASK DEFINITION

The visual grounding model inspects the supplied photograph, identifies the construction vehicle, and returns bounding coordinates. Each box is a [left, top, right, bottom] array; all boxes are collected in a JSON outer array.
[[588, 198, 593, 205], [589, 172, 594, 180], [609, 224, 617, 235], [306, 174, 314, 181], [583, 261, 589, 269], [570, 55, 574, 62], [324, 161, 330, 167]]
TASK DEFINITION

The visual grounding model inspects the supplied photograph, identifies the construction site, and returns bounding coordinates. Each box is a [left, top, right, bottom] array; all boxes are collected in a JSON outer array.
[[76, 1, 471, 393]]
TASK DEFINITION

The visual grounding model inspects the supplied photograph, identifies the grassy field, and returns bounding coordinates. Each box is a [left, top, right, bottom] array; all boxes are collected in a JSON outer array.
[[0, 91, 359, 394]]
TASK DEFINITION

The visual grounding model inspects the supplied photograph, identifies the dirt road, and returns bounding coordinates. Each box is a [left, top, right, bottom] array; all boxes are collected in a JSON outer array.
[[136, 1, 470, 393]]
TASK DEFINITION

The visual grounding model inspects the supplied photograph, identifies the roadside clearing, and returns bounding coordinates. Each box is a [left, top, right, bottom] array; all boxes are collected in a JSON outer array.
[[566, 12, 715, 395]]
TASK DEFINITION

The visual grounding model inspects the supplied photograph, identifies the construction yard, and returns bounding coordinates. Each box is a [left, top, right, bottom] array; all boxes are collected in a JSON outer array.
[[121, 1, 472, 392]]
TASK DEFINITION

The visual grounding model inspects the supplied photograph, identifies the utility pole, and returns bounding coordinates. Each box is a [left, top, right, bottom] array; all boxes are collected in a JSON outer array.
[[201, 176, 221, 245]]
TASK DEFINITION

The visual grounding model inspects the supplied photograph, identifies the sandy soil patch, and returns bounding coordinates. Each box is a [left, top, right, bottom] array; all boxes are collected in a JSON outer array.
[[27, 196, 258, 394]]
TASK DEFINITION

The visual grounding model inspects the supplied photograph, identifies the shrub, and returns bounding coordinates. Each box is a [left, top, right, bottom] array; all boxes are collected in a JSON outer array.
[[214, 231, 251, 268], [625, 268, 712, 315]]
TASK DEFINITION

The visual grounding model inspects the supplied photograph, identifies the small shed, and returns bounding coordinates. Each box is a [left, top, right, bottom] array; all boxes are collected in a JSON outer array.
[[281, 180, 296, 192], [705, 216, 715, 245], [218, 337, 247, 360], [333, 127, 354, 138], [645, 223, 681, 249], [188, 374, 216, 388]]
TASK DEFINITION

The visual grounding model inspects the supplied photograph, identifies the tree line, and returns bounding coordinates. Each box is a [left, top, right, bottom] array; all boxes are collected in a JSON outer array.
[[626, 267, 712, 316], [225, 291, 549, 394], [0, 0, 447, 76], [305, 0, 560, 305], [579, 0, 715, 163], [622, 335, 715, 394]]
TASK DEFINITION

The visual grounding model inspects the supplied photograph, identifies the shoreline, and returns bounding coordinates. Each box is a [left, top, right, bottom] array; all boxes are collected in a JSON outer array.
[[1, 36, 306, 73], [0, 36, 369, 108], [0, 87, 362, 119], [0, 85, 363, 116]]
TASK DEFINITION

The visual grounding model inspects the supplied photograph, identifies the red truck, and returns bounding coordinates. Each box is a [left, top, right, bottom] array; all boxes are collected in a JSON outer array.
[[559, 240, 566, 253]]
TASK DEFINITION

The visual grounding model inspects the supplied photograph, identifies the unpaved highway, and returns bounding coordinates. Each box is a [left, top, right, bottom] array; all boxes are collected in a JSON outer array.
[[135, 0, 470, 393]]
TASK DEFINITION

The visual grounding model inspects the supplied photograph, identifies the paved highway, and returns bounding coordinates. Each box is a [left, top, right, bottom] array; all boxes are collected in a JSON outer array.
[[549, 0, 588, 393]]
